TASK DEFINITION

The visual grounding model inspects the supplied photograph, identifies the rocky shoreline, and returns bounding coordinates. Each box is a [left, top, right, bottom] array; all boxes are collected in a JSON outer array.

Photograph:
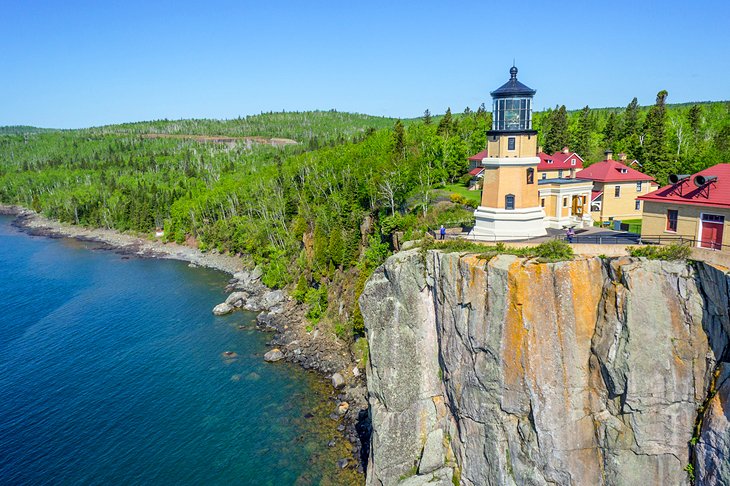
[[0, 204, 370, 478]]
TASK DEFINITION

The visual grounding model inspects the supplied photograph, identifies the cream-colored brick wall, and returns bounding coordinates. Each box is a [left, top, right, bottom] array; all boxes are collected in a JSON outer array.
[[641, 201, 730, 247], [487, 133, 538, 158], [481, 165, 539, 208], [595, 181, 652, 222]]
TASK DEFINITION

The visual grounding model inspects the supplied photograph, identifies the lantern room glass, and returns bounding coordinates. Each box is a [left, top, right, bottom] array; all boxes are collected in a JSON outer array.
[[492, 97, 532, 131]]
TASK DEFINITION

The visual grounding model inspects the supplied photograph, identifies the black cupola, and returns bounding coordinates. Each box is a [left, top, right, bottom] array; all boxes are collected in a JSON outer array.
[[489, 66, 536, 133]]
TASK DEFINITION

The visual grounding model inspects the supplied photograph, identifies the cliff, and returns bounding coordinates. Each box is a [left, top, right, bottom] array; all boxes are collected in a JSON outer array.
[[360, 250, 730, 486]]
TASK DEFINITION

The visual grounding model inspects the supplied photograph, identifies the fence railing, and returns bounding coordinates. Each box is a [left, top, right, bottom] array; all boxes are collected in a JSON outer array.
[[638, 234, 729, 251]]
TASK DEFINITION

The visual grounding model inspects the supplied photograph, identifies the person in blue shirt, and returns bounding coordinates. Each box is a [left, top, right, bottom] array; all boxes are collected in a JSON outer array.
[[440, 225, 446, 240]]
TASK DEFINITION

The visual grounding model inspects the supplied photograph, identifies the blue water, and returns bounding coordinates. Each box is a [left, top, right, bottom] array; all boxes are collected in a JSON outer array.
[[0, 216, 355, 485]]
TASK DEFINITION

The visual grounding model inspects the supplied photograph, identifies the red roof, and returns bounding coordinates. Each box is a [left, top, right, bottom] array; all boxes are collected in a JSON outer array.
[[638, 163, 730, 209], [576, 159, 654, 182], [468, 149, 488, 161], [591, 190, 603, 202], [537, 151, 584, 172], [468, 167, 484, 176]]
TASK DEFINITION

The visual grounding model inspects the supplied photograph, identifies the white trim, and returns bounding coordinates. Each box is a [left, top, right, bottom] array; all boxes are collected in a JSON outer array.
[[481, 156, 540, 167]]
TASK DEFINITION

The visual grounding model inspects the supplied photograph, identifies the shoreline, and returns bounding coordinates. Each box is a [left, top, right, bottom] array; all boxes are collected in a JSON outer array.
[[0, 205, 246, 275], [0, 204, 369, 479]]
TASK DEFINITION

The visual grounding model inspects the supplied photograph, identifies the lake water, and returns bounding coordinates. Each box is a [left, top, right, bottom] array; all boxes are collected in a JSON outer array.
[[0, 215, 360, 485]]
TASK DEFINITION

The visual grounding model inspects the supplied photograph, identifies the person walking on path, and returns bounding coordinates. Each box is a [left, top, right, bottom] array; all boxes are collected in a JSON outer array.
[[566, 227, 575, 243], [440, 225, 446, 240]]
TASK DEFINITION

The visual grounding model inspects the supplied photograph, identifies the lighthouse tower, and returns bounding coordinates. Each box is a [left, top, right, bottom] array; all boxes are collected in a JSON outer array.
[[473, 66, 547, 240]]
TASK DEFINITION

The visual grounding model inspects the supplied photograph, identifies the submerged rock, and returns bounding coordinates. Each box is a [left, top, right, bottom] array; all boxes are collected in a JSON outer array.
[[331, 373, 345, 389], [263, 348, 284, 362]]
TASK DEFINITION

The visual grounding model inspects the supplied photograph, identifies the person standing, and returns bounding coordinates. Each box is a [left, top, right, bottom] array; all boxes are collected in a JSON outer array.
[[440, 225, 446, 240]]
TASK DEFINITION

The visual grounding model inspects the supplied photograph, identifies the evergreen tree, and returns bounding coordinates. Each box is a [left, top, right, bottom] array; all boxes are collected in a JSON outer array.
[[392, 120, 405, 160], [328, 229, 344, 267], [437, 108, 453, 137], [571, 106, 591, 157], [602, 112, 619, 151], [620, 97, 642, 161], [543, 105, 569, 153], [423, 109, 432, 125], [642, 90, 672, 183], [687, 104, 703, 138]]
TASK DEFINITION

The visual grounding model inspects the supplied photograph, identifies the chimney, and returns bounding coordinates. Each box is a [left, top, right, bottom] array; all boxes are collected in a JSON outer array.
[[618, 153, 627, 161], [605, 150, 613, 160], [562, 146, 569, 154], [538, 145, 543, 154]]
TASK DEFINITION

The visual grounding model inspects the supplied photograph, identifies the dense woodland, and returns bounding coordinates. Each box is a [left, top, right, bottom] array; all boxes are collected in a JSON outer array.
[[2, 97, 729, 341]]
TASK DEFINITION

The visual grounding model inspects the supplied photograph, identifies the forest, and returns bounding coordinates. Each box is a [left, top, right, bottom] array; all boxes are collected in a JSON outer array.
[[1, 96, 729, 342]]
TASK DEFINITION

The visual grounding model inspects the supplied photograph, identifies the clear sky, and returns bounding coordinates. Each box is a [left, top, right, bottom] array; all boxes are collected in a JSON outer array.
[[1, 0, 728, 128]]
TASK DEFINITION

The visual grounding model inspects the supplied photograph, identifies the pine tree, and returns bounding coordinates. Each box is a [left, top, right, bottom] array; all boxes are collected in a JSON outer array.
[[328, 229, 344, 267], [687, 105, 702, 138], [392, 120, 405, 160], [423, 109, 432, 125], [543, 105, 569, 153], [602, 112, 619, 150], [571, 106, 591, 157], [437, 108, 453, 137], [642, 90, 672, 183], [620, 97, 642, 161]]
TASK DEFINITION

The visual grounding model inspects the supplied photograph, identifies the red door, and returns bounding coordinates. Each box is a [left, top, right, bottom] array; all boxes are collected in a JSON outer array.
[[701, 215, 725, 250]]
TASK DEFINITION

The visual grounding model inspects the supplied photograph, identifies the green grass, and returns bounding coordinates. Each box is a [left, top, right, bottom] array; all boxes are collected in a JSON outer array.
[[440, 184, 481, 204], [620, 218, 643, 234]]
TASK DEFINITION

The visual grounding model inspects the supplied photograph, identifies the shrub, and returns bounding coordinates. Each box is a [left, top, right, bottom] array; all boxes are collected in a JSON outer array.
[[627, 243, 691, 260], [449, 193, 467, 205], [304, 285, 328, 323], [532, 240, 574, 262], [459, 173, 473, 186], [292, 274, 308, 302]]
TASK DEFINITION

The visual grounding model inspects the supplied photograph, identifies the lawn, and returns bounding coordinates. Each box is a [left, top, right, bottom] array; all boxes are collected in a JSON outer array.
[[620, 219, 643, 234], [440, 184, 481, 204]]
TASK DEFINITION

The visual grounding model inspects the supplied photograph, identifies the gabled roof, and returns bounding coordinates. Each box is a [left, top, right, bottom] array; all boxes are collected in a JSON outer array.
[[468, 167, 484, 176], [468, 149, 488, 161], [490, 66, 536, 98], [591, 190, 603, 202], [537, 151, 584, 172], [576, 159, 654, 182], [638, 163, 730, 209]]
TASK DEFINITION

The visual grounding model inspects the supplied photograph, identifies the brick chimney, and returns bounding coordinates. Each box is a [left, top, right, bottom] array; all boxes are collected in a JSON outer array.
[[562, 146, 569, 154], [618, 153, 627, 161], [605, 150, 613, 160]]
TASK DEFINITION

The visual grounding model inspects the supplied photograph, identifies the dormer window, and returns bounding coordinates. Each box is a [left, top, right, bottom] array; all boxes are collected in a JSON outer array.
[[547, 159, 553, 164], [571, 159, 576, 166], [619, 168, 628, 174]]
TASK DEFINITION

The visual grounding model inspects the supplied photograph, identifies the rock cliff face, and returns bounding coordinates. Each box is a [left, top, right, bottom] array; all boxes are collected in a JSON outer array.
[[360, 250, 730, 486]]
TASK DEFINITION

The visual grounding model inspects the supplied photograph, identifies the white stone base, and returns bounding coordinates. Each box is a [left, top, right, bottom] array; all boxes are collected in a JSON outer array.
[[544, 214, 594, 230], [472, 206, 547, 241]]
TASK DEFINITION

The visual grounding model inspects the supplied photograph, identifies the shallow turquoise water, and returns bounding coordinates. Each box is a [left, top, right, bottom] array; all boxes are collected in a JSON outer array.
[[0, 215, 348, 485]]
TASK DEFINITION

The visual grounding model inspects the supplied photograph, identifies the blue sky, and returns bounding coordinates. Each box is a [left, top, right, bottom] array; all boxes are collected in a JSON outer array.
[[1, 0, 728, 128]]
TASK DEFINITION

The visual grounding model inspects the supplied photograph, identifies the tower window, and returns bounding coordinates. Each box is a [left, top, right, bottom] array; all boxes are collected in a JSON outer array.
[[541, 173, 547, 180], [526, 168, 534, 184], [541, 198, 545, 207], [505, 194, 515, 210], [614, 186, 621, 197], [508, 137, 516, 150]]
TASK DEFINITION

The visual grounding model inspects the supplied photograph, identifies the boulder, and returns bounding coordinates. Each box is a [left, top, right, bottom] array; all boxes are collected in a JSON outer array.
[[331, 372, 345, 389], [225, 291, 247, 307], [212, 302, 233, 316], [250, 265, 263, 281], [337, 402, 350, 415], [261, 290, 285, 309], [263, 348, 284, 362]]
